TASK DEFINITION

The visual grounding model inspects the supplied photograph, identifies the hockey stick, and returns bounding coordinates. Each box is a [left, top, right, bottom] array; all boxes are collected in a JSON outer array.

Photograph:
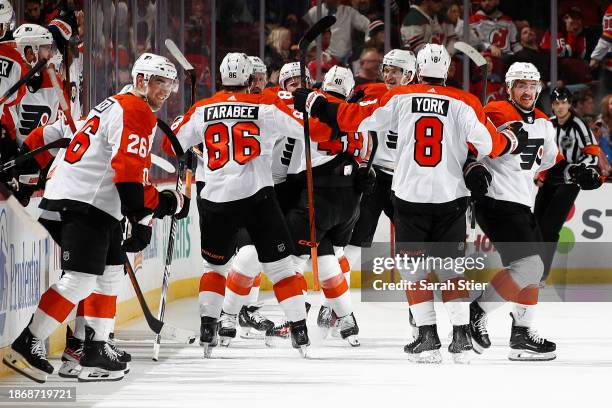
[[46, 64, 78, 134], [123, 256, 196, 344], [0, 137, 69, 173], [299, 15, 336, 291], [151, 153, 176, 173], [151, 41, 197, 360], [0, 58, 48, 106], [454, 41, 488, 245]]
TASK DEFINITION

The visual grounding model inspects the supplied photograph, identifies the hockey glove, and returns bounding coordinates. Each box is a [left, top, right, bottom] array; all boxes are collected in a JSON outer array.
[[463, 159, 492, 198], [122, 215, 153, 253], [153, 189, 184, 219], [501, 122, 529, 154], [8, 174, 40, 207], [292, 88, 326, 116], [566, 164, 602, 190], [355, 166, 376, 195]]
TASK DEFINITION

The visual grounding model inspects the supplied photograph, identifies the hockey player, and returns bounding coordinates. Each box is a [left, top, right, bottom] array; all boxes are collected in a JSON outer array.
[[344, 49, 416, 277], [294, 43, 529, 363], [3, 52, 183, 383], [172, 53, 315, 357], [469, 65, 600, 361], [0, 0, 14, 45], [248, 56, 267, 94]]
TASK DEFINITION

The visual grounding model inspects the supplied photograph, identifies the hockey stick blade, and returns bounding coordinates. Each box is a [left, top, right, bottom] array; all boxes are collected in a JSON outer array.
[[159, 323, 196, 344], [454, 41, 487, 67], [151, 153, 176, 173], [165, 39, 194, 71], [299, 15, 336, 51]]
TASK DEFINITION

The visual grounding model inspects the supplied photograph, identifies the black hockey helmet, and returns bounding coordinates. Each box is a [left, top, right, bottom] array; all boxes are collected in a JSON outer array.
[[551, 87, 573, 104]]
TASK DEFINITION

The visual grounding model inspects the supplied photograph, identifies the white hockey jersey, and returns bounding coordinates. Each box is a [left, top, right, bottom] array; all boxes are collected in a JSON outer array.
[[3, 67, 63, 146], [331, 84, 512, 204], [482, 100, 559, 207], [172, 91, 311, 206], [468, 10, 521, 55], [41, 93, 159, 220], [0, 43, 28, 118]]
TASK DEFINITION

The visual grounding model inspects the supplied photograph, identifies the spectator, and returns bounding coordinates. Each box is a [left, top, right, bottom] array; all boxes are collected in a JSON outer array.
[[508, 26, 550, 83], [573, 90, 595, 120], [353, 47, 382, 90], [25, 0, 44, 25], [265, 26, 292, 75], [303, 0, 370, 64], [364, 19, 385, 54], [589, 3, 612, 90], [540, 6, 592, 85], [306, 29, 338, 81], [401, 0, 456, 55], [468, 0, 521, 58]]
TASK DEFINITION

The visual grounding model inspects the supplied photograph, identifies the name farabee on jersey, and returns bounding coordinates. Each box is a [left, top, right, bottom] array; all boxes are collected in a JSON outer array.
[[204, 105, 259, 122]]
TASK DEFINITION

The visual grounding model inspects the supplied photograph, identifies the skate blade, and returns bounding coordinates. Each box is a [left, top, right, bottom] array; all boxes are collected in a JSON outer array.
[[451, 350, 474, 364], [201, 343, 214, 358], [3, 352, 49, 384], [405, 349, 443, 364], [239, 328, 265, 340], [508, 350, 556, 361], [471, 340, 489, 355], [345, 335, 360, 347], [77, 366, 124, 382], [298, 345, 309, 358], [219, 336, 233, 347], [58, 361, 81, 378]]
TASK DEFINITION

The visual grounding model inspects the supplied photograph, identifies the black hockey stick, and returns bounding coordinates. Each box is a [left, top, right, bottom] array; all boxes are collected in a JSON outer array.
[[0, 138, 69, 173], [298, 15, 336, 290], [123, 256, 196, 344], [0, 58, 48, 105]]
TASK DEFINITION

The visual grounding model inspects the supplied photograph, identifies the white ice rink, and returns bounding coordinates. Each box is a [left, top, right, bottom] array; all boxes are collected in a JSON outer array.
[[1, 290, 611, 408]]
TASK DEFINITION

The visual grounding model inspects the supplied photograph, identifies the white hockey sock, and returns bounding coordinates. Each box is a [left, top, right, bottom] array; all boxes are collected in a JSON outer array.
[[318, 255, 352, 317], [264, 256, 306, 322], [198, 261, 232, 318]]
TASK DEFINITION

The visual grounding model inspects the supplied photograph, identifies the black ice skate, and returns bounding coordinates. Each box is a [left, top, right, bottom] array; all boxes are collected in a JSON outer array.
[[403, 324, 442, 364], [200, 316, 219, 358], [238, 304, 274, 340], [448, 325, 474, 364], [108, 332, 131, 374], [508, 313, 556, 361], [264, 321, 290, 347], [3, 326, 54, 383], [338, 313, 360, 347], [289, 319, 310, 357], [218, 311, 237, 347], [317, 305, 338, 338], [58, 327, 84, 378], [469, 301, 491, 354], [78, 326, 127, 382]]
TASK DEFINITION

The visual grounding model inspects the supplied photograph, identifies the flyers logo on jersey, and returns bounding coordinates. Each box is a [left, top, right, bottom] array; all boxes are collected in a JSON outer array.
[[19, 105, 52, 137], [0, 57, 14, 78]]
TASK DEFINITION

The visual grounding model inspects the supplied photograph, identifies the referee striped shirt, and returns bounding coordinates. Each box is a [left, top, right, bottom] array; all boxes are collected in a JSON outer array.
[[550, 112, 599, 167]]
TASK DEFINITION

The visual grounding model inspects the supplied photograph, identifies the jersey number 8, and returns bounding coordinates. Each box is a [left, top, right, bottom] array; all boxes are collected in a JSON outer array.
[[414, 116, 443, 167], [204, 121, 261, 170]]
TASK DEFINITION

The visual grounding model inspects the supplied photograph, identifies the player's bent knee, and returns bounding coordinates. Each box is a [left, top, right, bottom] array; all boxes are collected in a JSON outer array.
[[261, 256, 295, 283], [509, 255, 544, 286], [317, 255, 342, 281], [95, 264, 124, 294], [55, 270, 98, 304], [202, 259, 233, 277], [233, 245, 261, 277]]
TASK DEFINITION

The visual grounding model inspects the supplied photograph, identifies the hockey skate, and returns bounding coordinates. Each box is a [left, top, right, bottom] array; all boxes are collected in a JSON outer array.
[[3, 327, 54, 383], [403, 324, 442, 364], [238, 304, 274, 340], [78, 326, 127, 382], [200, 316, 219, 358], [448, 325, 474, 364], [289, 319, 310, 357], [108, 332, 131, 373], [58, 328, 84, 378], [508, 313, 556, 361], [264, 321, 290, 347], [338, 313, 360, 347], [218, 311, 237, 347], [316, 305, 338, 338], [469, 301, 491, 354]]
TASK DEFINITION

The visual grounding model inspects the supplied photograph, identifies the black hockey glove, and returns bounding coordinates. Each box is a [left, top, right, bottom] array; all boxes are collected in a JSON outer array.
[[8, 174, 40, 207], [501, 121, 529, 154], [566, 164, 602, 190], [463, 159, 492, 198], [292, 88, 327, 116], [153, 189, 184, 219], [346, 89, 365, 103], [122, 215, 153, 253], [355, 166, 376, 195]]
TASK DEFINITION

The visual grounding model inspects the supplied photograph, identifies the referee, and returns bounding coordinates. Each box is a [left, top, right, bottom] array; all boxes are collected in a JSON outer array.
[[534, 87, 602, 282]]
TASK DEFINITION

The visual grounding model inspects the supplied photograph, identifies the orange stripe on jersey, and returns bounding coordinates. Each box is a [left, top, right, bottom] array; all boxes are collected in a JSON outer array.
[[273, 275, 304, 302], [359, 82, 388, 101], [441, 277, 469, 302], [0, 44, 28, 107], [111, 94, 157, 183], [582, 145, 601, 156], [320, 274, 349, 299], [81, 292, 117, 318], [338, 256, 350, 274], [490, 268, 521, 302], [405, 279, 434, 305], [199, 272, 226, 295], [38, 287, 75, 323], [516, 285, 539, 306], [226, 270, 256, 296]]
